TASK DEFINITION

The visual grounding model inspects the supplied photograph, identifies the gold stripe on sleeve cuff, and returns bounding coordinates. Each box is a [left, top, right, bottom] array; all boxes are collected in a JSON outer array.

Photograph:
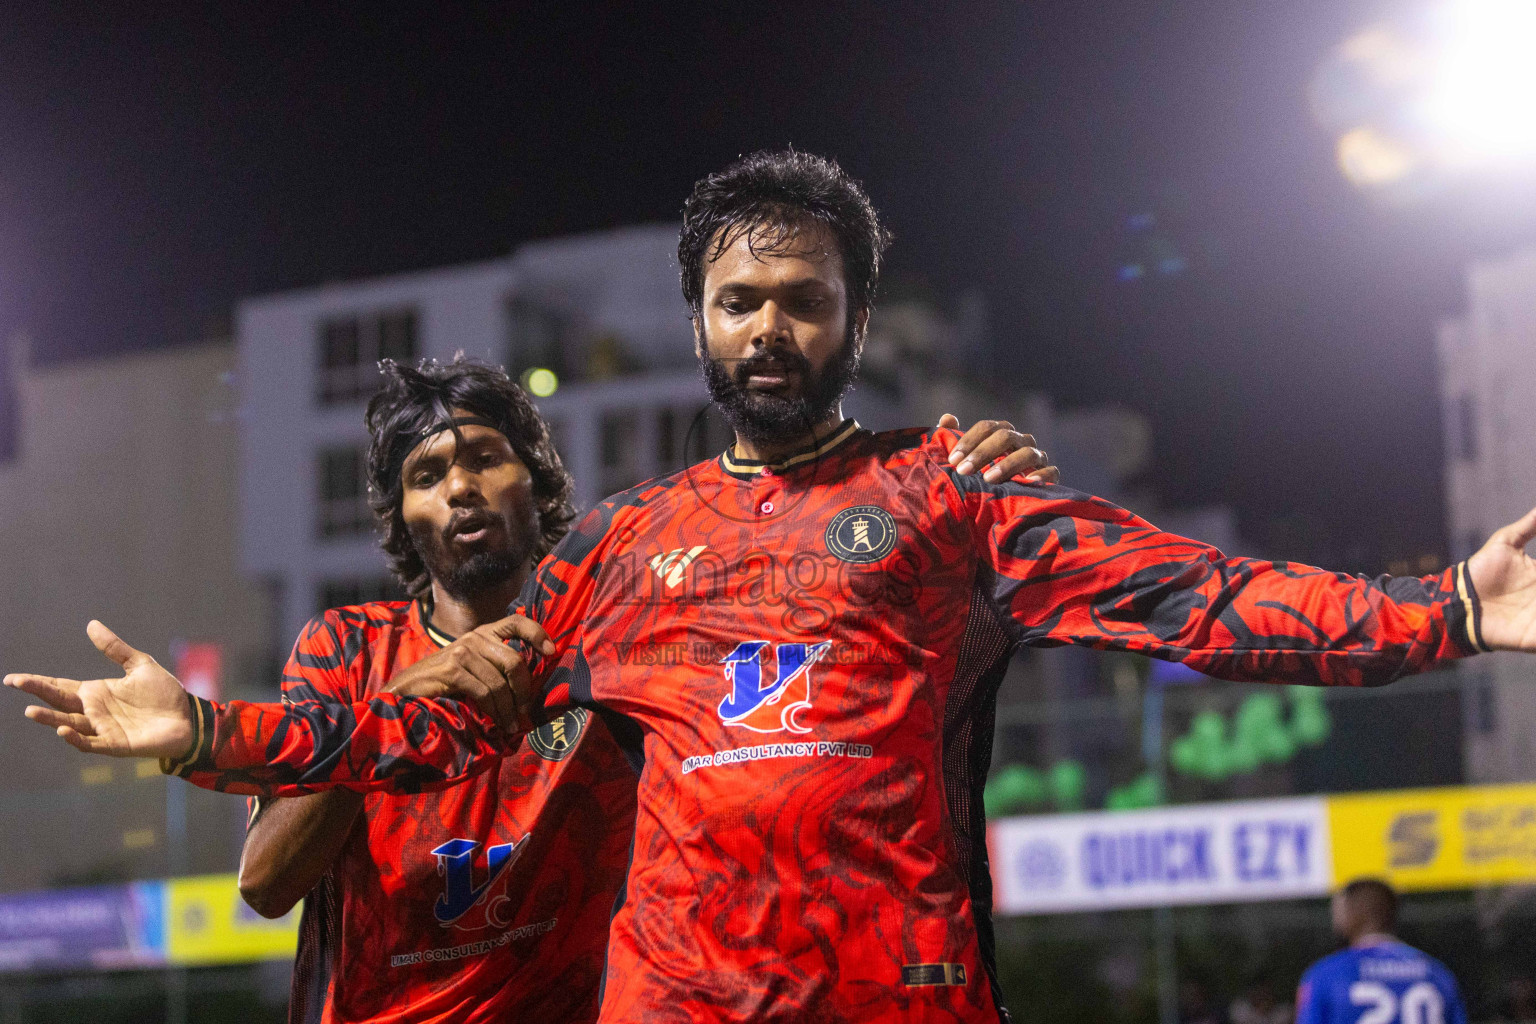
[[160, 693, 212, 777], [1455, 561, 1490, 653]]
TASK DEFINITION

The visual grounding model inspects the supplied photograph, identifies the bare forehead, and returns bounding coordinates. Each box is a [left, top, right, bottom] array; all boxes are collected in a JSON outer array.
[[705, 220, 845, 288]]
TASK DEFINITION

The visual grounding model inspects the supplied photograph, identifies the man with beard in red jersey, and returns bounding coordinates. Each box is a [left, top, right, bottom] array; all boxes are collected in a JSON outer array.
[[21, 152, 1506, 1024], [236, 354, 1053, 1024], [236, 357, 637, 1023]]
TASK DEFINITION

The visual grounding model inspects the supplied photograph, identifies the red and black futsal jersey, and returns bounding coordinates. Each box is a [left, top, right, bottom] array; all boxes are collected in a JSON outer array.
[[253, 600, 637, 1024], [169, 422, 1487, 1024]]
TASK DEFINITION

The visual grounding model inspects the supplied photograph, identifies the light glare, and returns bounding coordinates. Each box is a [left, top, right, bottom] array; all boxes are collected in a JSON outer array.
[[1317, 0, 1536, 195], [524, 367, 559, 398], [1418, 0, 1536, 164], [1336, 126, 1418, 187]]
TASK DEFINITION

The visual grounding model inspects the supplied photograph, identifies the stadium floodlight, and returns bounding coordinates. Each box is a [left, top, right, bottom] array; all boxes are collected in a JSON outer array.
[[1417, 0, 1536, 166], [1315, 0, 1536, 196]]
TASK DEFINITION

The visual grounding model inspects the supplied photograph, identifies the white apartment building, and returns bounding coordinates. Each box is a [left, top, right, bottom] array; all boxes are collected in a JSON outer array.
[[237, 224, 717, 651], [1438, 247, 1536, 782]]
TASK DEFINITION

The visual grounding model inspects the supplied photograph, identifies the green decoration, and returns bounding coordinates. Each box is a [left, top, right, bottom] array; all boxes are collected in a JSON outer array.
[[1235, 693, 1283, 742], [1259, 724, 1296, 762], [995, 684, 1340, 816], [1048, 760, 1087, 811], [1288, 687, 1332, 746], [1105, 772, 1162, 811], [1226, 735, 1260, 774], [1170, 735, 1200, 775], [984, 764, 1048, 817], [1195, 741, 1229, 782], [1291, 704, 1332, 745], [1191, 710, 1226, 743], [1128, 772, 1163, 806]]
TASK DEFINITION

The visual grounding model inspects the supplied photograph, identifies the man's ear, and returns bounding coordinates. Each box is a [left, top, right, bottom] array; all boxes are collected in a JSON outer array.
[[852, 308, 870, 355], [692, 316, 705, 359]]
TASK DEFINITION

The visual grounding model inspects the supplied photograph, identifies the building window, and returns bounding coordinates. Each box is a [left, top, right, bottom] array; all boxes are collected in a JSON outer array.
[[599, 408, 641, 496], [656, 404, 732, 471], [506, 296, 571, 382], [318, 446, 372, 538], [317, 576, 407, 614], [318, 307, 418, 404], [1454, 394, 1478, 462], [683, 405, 735, 462]]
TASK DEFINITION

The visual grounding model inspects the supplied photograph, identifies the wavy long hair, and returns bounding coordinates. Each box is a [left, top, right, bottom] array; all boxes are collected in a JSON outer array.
[[365, 357, 575, 596]]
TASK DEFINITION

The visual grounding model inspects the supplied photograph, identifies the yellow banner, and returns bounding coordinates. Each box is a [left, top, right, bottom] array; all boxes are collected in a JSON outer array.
[[164, 873, 298, 965], [1328, 782, 1536, 892]]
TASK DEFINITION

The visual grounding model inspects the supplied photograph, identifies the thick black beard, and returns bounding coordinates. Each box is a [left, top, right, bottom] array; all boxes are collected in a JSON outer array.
[[698, 324, 861, 446], [408, 513, 531, 604]]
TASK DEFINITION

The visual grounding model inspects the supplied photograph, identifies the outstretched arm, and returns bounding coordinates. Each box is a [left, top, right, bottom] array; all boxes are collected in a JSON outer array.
[[937, 448, 1536, 683], [1464, 507, 1536, 652], [11, 498, 626, 794], [5, 617, 552, 796], [6, 620, 200, 758]]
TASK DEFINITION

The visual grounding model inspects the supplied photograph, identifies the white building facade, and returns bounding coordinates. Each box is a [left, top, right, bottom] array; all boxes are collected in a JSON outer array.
[[236, 224, 730, 652], [1438, 247, 1536, 782]]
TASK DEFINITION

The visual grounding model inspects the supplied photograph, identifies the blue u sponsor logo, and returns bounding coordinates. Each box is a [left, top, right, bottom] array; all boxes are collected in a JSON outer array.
[[430, 835, 528, 925], [717, 640, 831, 735]]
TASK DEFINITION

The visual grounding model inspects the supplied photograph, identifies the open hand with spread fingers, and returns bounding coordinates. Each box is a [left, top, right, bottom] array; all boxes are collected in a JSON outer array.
[[5, 620, 196, 760]]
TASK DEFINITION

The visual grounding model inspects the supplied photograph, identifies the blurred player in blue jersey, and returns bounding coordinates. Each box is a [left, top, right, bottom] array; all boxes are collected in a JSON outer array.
[[1297, 879, 1467, 1024]]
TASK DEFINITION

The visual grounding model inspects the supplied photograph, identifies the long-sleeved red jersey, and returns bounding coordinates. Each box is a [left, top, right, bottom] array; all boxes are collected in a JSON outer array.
[[168, 423, 1486, 1023], [249, 600, 636, 1024]]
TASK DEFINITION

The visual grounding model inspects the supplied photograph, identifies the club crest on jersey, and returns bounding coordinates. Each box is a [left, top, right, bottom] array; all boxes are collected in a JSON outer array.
[[717, 641, 831, 734], [825, 505, 898, 564], [528, 708, 589, 761], [431, 834, 528, 926]]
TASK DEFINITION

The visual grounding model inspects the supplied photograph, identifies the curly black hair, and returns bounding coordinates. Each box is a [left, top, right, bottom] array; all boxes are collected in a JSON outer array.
[[365, 357, 575, 596], [678, 149, 892, 323]]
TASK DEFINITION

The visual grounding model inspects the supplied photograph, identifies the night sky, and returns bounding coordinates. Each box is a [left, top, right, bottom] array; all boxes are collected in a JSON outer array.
[[4, 2, 1535, 566]]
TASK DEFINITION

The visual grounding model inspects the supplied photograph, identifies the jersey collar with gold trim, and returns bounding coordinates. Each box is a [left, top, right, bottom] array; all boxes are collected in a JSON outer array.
[[413, 595, 457, 649], [719, 419, 862, 480]]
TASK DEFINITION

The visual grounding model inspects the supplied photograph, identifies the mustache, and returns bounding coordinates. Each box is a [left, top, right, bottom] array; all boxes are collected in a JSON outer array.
[[442, 508, 505, 543], [728, 350, 813, 387]]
